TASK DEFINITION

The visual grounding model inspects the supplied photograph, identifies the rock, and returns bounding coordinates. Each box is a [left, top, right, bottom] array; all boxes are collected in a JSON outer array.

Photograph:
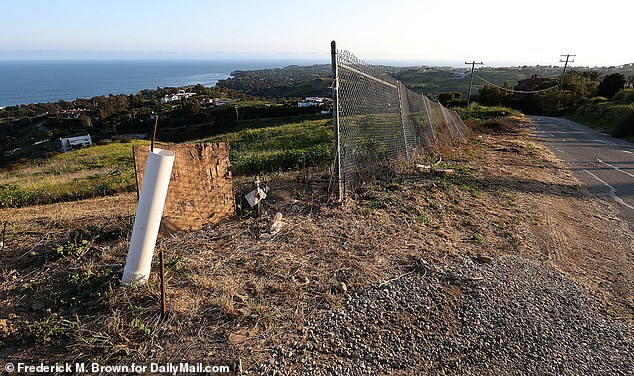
[[334, 281, 348, 293], [475, 255, 494, 264]]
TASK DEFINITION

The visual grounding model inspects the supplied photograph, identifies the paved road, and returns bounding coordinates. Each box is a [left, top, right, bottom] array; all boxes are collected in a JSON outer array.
[[529, 116, 634, 231]]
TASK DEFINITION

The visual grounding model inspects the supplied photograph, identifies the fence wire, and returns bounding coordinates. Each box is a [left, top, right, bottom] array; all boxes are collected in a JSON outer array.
[[332, 46, 471, 198]]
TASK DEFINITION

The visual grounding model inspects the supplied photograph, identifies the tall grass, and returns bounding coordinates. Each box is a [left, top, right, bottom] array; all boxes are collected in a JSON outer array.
[[202, 118, 333, 175]]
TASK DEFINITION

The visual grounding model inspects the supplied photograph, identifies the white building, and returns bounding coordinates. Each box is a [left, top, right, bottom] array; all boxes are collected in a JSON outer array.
[[298, 97, 327, 107], [161, 90, 197, 103]]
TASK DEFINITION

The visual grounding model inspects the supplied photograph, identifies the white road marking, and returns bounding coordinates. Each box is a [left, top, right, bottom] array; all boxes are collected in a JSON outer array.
[[597, 159, 634, 179], [593, 139, 618, 146], [583, 169, 634, 210], [623, 150, 632, 154]]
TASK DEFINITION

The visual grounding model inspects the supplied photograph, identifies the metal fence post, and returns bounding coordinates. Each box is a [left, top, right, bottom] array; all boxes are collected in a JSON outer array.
[[331, 41, 344, 202], [422, 94, 437, 144], [397, 84, 411, 159]]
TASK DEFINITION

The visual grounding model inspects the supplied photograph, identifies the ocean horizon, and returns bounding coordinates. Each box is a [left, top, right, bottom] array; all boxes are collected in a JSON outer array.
[[0, 59, 329, 107], [0, 58, 482, 107]]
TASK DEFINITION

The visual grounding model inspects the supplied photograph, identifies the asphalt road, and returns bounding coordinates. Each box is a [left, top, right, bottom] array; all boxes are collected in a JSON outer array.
[[529, 116, 634, 231]]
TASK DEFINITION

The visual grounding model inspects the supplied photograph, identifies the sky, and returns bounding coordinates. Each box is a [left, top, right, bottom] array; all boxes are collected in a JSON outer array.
[[0, 0, 632, 67]]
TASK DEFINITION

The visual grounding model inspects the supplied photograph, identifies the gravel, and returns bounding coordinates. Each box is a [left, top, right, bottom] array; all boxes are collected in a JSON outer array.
[[253, 255, 634, 375]]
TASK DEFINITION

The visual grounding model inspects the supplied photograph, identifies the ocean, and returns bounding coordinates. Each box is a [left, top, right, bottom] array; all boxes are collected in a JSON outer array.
[[0, 59, 326, 107]]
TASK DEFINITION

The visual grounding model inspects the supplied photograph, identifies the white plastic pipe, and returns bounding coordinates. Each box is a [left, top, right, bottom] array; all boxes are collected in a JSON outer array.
[[122, 148, 175, 285]]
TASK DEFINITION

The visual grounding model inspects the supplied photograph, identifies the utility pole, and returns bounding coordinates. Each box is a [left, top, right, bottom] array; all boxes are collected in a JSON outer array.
[[559, 54, 576, 89], [465, 61, 484, 107]]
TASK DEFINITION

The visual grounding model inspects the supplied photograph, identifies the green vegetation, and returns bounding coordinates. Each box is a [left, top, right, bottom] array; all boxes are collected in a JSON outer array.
[[202, 118, 333, 175], [455, 104, 521, 122], [0, 140, 143, 208], [0, 114, 334, 208], [567, 89, 634, 141]]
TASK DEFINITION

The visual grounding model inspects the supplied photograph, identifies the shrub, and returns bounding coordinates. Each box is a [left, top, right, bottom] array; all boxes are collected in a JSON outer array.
[[612, 89, 634, 104], [612, 110, 634, 138], [0, 184, 29, 208]]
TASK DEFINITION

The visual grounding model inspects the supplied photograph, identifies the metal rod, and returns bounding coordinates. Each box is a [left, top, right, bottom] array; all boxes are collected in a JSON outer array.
[[151, 114, 158, 153], [331, 41, 344, 202], [397, 84, 410, 159], [422, 95, 437, 144], [159, 247, 166, 317]]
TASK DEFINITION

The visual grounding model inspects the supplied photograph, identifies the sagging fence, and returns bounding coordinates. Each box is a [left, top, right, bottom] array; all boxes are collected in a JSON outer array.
[[330, 41, 471, 200]]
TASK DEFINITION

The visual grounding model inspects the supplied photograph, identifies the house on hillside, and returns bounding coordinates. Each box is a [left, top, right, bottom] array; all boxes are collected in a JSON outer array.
[[514, 74, 557, 91], [298, 97, 328, 107], [161, 89, 197, 103], [60, 134, 92, 152]]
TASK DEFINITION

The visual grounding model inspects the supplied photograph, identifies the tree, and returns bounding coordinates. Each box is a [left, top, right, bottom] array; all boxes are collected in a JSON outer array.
[[597, 73, 626, 99], [478, 84, 502, 106], [79, 114, 92, 128], [180, 98, 200, 115], [437, 92, 462, 106]]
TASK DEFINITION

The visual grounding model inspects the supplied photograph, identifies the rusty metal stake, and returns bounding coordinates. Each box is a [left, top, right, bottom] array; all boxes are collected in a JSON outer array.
[[1, 221, 6, 252], [159, 247, 166, 317], [151, 114, 158, 153]]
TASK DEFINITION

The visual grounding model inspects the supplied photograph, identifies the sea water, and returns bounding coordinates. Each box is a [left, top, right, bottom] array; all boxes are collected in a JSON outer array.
[[0, 59, 324, 106]]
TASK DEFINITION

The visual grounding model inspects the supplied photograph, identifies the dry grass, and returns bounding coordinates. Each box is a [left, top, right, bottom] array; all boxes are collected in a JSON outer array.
[[1, 115, 632, 370]]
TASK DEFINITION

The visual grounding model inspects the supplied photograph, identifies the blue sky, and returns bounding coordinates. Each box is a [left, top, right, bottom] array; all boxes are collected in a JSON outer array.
[[1, 0, 631, 67]]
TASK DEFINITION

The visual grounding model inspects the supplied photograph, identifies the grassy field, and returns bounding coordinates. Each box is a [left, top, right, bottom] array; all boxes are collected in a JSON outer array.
[[0, 116, 334, 208], [396, 66, 564, 96], [0, 140, 144, 208], [202, 117, 333, 176]]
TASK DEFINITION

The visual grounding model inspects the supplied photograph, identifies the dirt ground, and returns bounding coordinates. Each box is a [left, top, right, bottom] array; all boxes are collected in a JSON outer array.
[[0, 115, 632, 371]]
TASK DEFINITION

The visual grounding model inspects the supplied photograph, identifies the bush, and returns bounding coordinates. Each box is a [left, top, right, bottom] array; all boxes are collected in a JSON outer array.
[[612, 89, 634, 104], [0, 184, 29, 208], [612, 110, 634, 138]]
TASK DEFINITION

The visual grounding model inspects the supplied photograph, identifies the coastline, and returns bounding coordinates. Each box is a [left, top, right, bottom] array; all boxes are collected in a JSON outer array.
[[0, 59, 322, 107]]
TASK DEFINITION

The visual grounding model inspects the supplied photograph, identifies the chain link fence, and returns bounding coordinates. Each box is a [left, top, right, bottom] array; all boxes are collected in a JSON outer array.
[[331, 42, 471, 199]]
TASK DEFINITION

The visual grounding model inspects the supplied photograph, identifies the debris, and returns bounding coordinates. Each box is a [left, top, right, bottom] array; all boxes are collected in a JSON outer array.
[[260, 212, 286, 239], [416, 164, 432, 172], [475, 255, 494, 264], [245, 187, 267, 208], [269, 213, 285, 235]]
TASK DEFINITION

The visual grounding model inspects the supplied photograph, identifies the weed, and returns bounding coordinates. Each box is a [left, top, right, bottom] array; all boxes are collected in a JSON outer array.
[[55, 239, 92, 258], [25, 313, 78, 344], [130, 318, 151, 337], [471, 232, 485, 245], [59, 266, 119, 308], [417, 213, 432, 226]]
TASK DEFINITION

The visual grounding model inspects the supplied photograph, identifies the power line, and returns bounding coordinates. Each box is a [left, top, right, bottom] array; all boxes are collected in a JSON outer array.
[[465, 61, 484, 107], [474, 74, 559, 94], [560, 54, 576, 89]]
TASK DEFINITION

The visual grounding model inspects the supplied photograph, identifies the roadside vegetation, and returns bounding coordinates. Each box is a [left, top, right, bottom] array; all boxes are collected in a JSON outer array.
[[566, 89, 634, 141]]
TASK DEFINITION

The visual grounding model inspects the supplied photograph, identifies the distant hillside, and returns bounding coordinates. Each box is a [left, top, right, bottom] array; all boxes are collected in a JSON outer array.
[[218, 63, 634, 99], [218, 65, 332, 98]]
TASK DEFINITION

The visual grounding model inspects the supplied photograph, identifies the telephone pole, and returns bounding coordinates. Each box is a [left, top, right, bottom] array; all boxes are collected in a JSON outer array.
[[465, 61, 484, 107], [559, 54, 575, 89]]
